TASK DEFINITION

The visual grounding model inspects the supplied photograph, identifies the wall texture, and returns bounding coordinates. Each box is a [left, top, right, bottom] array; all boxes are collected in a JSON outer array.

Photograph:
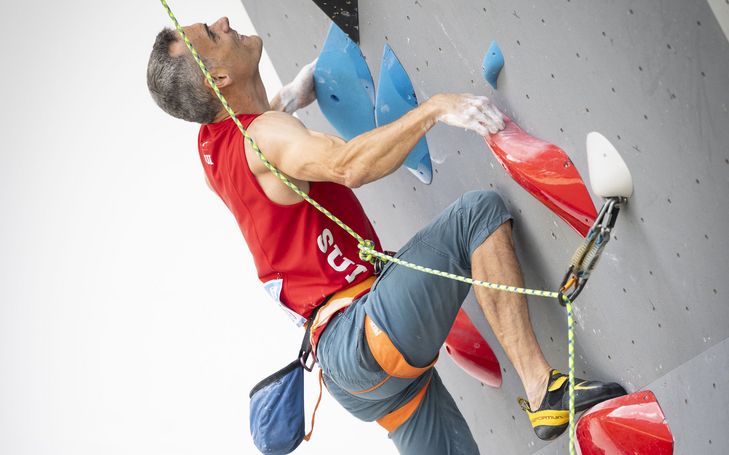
[[241, 1, 729, 453]]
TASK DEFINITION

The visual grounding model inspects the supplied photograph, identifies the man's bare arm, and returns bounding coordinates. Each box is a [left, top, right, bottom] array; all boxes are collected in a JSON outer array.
[[250, 93, 504, 188]]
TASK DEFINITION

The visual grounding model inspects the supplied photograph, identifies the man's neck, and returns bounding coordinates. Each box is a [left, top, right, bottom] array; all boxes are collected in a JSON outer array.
[[212, 71, 270, 123]]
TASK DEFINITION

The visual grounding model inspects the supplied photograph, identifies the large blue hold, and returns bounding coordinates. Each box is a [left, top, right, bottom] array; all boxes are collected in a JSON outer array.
[[482, 40, 504, 89], [375, 44, 433, 184], [314, 23, 376, 140]]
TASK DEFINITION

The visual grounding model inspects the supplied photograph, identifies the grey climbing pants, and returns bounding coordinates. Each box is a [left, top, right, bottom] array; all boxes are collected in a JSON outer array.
[[316, 190, 512, 455]]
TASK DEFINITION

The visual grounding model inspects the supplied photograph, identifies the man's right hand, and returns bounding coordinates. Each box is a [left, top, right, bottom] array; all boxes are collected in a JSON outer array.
[[270, 59, 318, 114], [430, 93, 505, 136]]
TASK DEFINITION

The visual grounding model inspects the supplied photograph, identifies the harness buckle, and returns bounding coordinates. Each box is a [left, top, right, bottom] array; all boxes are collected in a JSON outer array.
[[373, 250, 396, 275], [299, 349, 316, 372]]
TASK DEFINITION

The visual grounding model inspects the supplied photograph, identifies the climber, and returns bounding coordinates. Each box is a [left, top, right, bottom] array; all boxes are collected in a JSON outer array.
[[146, 16, 626, 454]]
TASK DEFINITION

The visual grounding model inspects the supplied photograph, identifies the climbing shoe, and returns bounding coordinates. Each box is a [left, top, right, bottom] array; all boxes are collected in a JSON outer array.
[[518, 369, 627, 440]]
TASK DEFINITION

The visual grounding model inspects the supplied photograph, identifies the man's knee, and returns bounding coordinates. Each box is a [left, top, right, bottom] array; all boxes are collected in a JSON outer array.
[[458, 190, 507, 214], [455, 190, 512, 256]]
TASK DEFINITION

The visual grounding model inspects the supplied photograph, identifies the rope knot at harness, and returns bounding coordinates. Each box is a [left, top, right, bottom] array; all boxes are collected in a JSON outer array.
[[358, 239, 377, 263]]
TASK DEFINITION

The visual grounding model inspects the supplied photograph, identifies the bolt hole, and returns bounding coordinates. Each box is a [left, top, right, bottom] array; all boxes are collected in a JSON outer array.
[[330, 94, 340, 102]]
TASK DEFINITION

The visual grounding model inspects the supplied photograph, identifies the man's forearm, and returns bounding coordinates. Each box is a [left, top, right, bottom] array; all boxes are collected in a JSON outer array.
[[335, 97, 442, 187]]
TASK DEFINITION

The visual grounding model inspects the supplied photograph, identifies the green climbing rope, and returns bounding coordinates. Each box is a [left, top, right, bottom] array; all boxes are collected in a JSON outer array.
[[157, 2, 577, 452]]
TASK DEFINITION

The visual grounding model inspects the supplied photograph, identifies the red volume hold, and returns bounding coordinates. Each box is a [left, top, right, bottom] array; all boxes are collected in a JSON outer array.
[[444, 309, 502, 388], [577, 390, 674, 455], [485, 117, 597, 236]]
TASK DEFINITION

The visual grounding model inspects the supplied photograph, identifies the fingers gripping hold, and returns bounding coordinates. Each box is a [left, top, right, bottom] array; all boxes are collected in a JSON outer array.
[[436, 94, 505, 136]]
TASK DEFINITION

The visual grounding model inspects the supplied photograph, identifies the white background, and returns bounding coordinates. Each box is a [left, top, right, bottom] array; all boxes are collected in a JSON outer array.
[[0, 1, 395, 453]]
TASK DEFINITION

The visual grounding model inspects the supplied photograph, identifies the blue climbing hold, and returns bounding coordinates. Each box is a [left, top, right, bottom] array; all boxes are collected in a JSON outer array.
[[314, 23, 376, 140], [375, 43, 433, 184], [482, 40, 504, 89]]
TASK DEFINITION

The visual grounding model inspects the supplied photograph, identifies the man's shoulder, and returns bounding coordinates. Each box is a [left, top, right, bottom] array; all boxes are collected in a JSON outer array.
[[250, 110, 301, 130], [247, 111, 309, 149]]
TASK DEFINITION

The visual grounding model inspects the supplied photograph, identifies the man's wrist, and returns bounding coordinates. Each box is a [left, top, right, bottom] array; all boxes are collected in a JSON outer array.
[[423, 95, 445, 125]]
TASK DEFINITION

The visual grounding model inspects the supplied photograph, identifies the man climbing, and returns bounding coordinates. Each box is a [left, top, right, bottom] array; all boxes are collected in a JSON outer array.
[[147, 17, 626, 454]]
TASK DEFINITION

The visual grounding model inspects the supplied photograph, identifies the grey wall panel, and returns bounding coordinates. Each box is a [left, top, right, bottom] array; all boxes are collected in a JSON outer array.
[[242, 0, 729, 452]]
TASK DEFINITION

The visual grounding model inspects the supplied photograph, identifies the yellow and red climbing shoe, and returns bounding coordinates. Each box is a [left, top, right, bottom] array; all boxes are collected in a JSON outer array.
[[519, 370, 627, 441]]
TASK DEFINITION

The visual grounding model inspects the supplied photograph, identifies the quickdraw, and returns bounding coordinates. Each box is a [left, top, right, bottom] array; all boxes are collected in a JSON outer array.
[[559, 197, 626, 305]]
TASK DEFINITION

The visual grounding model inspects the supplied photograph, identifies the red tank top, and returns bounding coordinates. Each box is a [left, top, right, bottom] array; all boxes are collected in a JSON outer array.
[[198, 113, 381, 325]]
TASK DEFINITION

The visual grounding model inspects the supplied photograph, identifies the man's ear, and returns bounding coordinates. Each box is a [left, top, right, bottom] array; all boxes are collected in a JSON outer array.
[[207, 69, 233, 90]]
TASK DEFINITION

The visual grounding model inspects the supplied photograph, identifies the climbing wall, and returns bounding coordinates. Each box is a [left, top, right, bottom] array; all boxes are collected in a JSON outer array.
[[241, 1, 729, 453]]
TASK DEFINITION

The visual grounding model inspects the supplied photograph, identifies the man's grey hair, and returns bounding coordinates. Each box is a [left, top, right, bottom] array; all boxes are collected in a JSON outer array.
[[147, 28, 220, 124]]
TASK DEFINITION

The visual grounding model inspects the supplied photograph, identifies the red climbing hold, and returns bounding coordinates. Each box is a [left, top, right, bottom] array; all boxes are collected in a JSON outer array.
[[577, 390, 674, 455], [485, 116, 597, 236], [444, 309, 502, 388]]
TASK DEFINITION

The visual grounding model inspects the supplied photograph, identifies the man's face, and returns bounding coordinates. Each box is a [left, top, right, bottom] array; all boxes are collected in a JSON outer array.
[[172, 17, 263, 88]]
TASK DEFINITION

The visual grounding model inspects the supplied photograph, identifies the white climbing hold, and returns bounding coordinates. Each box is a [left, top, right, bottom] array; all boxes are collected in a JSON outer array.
[[586, 132, 634, 198]]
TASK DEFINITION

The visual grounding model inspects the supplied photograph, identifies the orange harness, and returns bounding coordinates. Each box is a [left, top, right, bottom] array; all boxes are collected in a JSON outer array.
[[308, 275, 436, 434], [308, 276, 377, 355]]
